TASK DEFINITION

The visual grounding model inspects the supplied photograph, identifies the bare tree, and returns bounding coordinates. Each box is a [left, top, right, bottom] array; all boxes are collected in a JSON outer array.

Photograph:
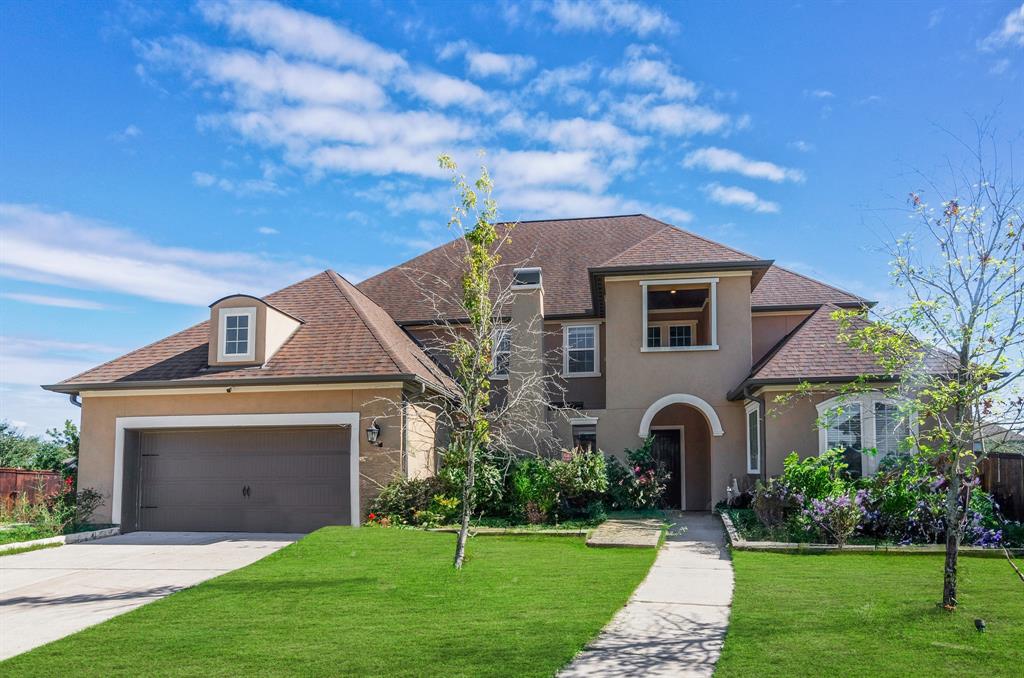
[[369, 155, 576, 569], [830, 120, 1023, 609]]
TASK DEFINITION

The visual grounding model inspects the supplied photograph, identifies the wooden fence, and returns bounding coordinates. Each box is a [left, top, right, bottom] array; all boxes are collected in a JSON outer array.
[[979, 453, 1024, 522], [0, 468, 63, 510]]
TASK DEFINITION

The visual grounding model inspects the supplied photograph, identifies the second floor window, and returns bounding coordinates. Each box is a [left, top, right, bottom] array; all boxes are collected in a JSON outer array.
[[218, 307, 256, 362], [564, 324, 599, 376], [669, 324, 693, 347], [647, 326, 662, 348], [492, 326, 511, 378]]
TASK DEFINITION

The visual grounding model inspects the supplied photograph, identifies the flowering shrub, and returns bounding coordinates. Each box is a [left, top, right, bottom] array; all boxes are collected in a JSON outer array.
[[801, 491, 866, 547], [605, 438, 670, 510], [752, 477, 801, 528]]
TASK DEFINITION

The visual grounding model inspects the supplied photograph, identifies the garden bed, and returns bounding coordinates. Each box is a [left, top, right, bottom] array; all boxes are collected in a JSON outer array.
[[719, 509, 1024, 556]]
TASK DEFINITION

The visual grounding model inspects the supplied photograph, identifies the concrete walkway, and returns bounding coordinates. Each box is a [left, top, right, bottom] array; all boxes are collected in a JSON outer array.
[[0, 531, 298, 659], [587, 518, 664, 548], [561, 513, 733, 677]]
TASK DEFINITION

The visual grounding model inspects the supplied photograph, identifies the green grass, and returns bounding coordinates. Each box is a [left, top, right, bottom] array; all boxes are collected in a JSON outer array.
[[0, 542, 61, 557], [0, 524, 57, 545], [717, 550, 1024, 677], [2, 527, 655, 677]]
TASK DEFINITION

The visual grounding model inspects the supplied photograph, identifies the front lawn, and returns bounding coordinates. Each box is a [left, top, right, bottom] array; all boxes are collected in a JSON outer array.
[[2, 527, 655, 677], [717, 551, 1024, 677]]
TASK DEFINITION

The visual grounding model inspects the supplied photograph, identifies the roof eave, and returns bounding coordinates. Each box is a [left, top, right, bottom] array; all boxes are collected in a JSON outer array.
[[726, 375, 902, 401], [751, 300, 874, 313], [42, 373, 445, 396]]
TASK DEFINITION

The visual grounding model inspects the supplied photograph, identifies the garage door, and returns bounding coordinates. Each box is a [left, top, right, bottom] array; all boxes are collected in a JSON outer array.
[[132, 426, 351, 533]]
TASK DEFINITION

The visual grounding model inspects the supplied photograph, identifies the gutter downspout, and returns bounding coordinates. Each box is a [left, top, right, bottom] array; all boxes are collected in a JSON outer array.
[[743, 386, 768, 483], [69, 394, 82, 408]]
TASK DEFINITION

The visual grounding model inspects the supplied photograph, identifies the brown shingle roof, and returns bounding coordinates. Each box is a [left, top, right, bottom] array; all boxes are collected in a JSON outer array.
[[358, 214, 868, 321], [48, 271, 454, 393], [752, 266, 869, 309], [358, 214, 668, 320], [729, 303, 953, 397]]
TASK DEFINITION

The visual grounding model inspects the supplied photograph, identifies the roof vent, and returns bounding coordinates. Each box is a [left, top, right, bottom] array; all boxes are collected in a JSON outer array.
[[512, 267, 542, 288]]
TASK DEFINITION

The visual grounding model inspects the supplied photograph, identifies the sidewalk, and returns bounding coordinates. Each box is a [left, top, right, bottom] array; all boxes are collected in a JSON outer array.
[[561, 512, 734, 677]]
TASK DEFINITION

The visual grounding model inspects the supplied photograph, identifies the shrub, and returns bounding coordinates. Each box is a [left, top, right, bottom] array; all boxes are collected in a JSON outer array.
[[368, 476, 443, 525], [550, 447, 608, 516], [437, 444, 505, 515], [752, 477, 800, 528], [802, 490, 866, 546], [780, 449, 850, 501], [604, 438, 671, 510], [508, 459, 556, 523]]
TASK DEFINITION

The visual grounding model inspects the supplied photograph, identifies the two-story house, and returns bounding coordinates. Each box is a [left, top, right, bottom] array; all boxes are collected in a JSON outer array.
[[46, 214, 905, 531]]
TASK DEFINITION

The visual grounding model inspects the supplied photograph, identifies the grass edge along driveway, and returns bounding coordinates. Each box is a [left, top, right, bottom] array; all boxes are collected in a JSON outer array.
[[716, 550, 1024, 677], [2, 527, 655, 677]]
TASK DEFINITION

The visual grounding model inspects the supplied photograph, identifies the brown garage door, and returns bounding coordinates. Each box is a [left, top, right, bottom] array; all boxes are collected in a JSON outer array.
[[131, 426, 351, 533]]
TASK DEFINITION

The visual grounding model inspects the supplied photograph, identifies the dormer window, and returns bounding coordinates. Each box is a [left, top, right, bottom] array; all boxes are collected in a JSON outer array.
[[218, 307, 256, 362], [640, 278, 718, 352]]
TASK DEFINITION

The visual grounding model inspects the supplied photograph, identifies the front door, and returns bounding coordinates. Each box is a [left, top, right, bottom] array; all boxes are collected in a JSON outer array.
[[650, 429, 682, 509]]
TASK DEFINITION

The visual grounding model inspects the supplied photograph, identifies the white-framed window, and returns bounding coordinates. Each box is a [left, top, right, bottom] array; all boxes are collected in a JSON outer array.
[[217, 307, 256, 362], [640, 278, 718, 352], [669, 324, 694, 347], [491, 325, 511, 379], [816, 393, 915, 476], [745, 402, 761, 474], [563, 324, 600, 377], [570, 416, 599, 452]]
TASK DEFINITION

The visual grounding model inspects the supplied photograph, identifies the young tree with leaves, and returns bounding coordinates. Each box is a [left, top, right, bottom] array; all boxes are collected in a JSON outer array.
[[831, 125, 1022, 609]]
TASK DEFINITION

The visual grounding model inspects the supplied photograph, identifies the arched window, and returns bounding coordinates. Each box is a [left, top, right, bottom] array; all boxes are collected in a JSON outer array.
[[816, 393, 915, 476]]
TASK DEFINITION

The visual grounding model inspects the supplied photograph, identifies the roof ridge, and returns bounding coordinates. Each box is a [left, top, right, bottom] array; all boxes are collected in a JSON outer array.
[[326, 271, 410, 375], [640, 215, 762, 261], [770, 264, 869, 303]]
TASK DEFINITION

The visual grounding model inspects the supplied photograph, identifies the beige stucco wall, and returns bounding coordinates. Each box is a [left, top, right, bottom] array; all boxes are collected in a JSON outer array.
[[763, 389, 837, 476], [405, 398, 440, 479], [77, 385, 408, 524], [582, 273, 755, 505], [543, 321, 607, 409], [751, 311, 811, 364]]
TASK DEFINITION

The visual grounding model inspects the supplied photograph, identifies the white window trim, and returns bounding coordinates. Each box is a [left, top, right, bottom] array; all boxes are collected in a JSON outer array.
[[816, 393, 918, 475], [640, 278, 718, 352], [490, 325, 510, 380], [569, 416, 599, 425], [217, 307, 257, 362], [745, 401, 761, 475], [112, 412, 361, 527], [562, 323, 601, 378]]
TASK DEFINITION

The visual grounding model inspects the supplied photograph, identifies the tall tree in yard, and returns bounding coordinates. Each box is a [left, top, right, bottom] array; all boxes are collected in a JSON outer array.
[[374, 155, 570, 569], [832, 123, 1023, 609]]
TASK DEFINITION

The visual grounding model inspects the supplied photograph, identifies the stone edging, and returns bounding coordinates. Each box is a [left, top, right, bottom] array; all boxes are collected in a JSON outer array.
[[718, 511, 1023, 557], [0, 526, 121, 553]]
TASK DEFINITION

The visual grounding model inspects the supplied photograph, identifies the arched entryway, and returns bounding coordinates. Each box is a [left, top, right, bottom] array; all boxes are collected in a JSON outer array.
[[638, 394, 723, 511]]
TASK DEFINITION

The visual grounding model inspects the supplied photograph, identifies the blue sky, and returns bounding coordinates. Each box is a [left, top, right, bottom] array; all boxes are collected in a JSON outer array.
[[1, 0, 1022, 433]]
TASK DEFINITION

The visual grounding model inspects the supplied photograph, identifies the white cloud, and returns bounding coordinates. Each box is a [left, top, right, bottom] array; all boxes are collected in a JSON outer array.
[[197, 0, 407, 73], [1, 337, 125, 386], [1, 292, 108, 310], [628, 101, 730, 136], [526, 62, 593, 104], [805, 89, 835, 99], [682, 147, 805, 183], [399, 69, 490, 108], [927, 8, 944, 29], [110, 124, 142, 142], [979, 3, 1024, 51], [498, 187, 692, 223], [192, 170, 283, 196], [702, 183, 779, 213], [256, 226, 279, 235], [604, 44, 698, 100], [492, 149, 611, 192], [0, 203, 317, 306], [139, 38, 388, 109], [788, 140, 814, 153], [544, 0, 677, 37], [990, 58, 1011, 75], [439, 40, 536, 81]]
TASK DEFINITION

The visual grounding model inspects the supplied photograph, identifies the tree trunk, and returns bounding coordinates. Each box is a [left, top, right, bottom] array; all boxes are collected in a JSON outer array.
[[942, 469, 962, 610], [453, 437, 476, 570]]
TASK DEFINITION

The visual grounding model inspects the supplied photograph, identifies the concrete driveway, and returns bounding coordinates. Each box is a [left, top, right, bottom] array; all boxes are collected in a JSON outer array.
[[0, 531, 300, 660]]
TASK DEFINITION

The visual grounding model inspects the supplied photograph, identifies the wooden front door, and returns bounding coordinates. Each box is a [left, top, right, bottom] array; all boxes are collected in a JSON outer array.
[[651, 429, 682, 510]]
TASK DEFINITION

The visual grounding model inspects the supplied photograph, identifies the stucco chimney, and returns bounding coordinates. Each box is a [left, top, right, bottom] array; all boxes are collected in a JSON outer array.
[[506, 267, 547, 450]]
